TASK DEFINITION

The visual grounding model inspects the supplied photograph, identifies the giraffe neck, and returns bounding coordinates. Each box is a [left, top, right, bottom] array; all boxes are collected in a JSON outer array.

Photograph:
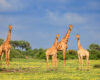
[[77, 39, 83, 50], [5, 29, 12, 44], [63, 28, 71, 43], [52, 37, 58, 47]]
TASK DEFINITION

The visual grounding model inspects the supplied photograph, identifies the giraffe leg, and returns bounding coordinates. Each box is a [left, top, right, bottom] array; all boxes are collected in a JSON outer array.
[[78, 55, 81, 70], [63, 49, 66, 66], [1, 52, 4, 65], [0, 55, 2, 66], [52, 56, 54, 67], [0, 52, 4, 67], [55, 54, 57, 68], [7, 50, 10, 65], [46, 55, 49, 69], [53, 55, 56, 68], [80, 56, 82, 70], [5, 50, 8, 65], [86, 56, 89, 70], [81, 56, 83, 70], [0, 50, 2, 65], [53, 56, 56, 68]]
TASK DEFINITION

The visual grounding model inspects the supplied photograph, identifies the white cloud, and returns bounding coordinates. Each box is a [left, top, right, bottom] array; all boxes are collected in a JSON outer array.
[[0, 0, 10, 7], [46, 10, 86, 27], [0, 9, 100, 49], [45, 11, 100, 49], [0, 0, 28, 12]]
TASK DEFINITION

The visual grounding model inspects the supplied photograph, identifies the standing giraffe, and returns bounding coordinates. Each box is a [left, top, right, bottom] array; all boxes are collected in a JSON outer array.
[[0, 25, 13, 65], [57, 25, 73, 66], [46, 34, 60, 69], [76, 34, 89, 70]]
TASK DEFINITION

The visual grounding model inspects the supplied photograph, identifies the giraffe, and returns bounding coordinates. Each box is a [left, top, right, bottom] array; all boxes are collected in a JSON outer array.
[[0, 25, 13, 66], [76, 34, 89, 70], [57, 25, 73, 66], [46, 34, 60, 69]]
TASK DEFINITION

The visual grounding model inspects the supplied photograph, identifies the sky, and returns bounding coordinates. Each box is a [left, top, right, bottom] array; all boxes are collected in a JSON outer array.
[[0, 0, 100, 50]]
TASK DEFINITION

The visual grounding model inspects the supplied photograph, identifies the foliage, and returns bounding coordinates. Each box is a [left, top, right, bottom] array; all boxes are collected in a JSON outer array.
[[10, 49, 25, 58], [0, 39, 31, 51], [0, 39, 100, 60], [88, 44, 100, 60], [10, 48, 78, 60], [89, 44, 100, 51], [9, 43, 100, 60], [0, 38, 4, 45], [10, 40, 31, 51], [57, 50, 77, 60]]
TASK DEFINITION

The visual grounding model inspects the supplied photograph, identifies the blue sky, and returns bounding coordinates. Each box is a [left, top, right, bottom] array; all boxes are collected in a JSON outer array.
[[0, 0, 100, 50]]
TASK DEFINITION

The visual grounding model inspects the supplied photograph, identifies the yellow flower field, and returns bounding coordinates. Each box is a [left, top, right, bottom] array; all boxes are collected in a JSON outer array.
[[0, 58, 100, 80]]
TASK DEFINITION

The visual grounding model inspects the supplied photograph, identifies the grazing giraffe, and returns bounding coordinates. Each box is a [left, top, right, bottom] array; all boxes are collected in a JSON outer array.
[[76, 34, 89, 70], [46, 34, 60, 69], [0, 25, 13, 66], [57, 25, 73, 66]]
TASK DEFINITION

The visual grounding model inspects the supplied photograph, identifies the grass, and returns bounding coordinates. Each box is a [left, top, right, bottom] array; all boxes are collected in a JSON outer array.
[[0, 58, 100, 80]]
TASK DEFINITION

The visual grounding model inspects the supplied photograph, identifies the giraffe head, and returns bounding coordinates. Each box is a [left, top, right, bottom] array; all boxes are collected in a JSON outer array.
[[9, 25, 13, 30], [69, 25, 73, 31], [76, 34, 80, 40], [56, 34, 60, 39]]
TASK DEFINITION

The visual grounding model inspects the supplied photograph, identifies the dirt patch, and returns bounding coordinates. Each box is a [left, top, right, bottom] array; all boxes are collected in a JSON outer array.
[[94, 64, 100, 68], [0, 67, 40, 73]]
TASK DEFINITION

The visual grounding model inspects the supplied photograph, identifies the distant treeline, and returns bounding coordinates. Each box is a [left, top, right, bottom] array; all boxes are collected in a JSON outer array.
[[0, 38, 100, 60]]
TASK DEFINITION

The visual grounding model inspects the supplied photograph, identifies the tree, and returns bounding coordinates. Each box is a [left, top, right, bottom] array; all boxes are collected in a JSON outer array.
[[89, 44, 100, 51], [10, 40, 31, 51], [18, 40, 31, 51], [89, 43, 100, 60], [0, 38, 4, 45], [10, 40, 19, 49]]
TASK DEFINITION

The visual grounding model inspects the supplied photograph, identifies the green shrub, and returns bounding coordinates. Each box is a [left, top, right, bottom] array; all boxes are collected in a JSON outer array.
[[89, 49, 100, 60], [10, 48, 26, 59], [9, 43, 100, 60]]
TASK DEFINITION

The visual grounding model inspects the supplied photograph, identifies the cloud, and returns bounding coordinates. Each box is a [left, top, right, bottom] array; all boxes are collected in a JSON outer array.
[[0, 0, 29, 12], [45, 11, 100, 49], [0, 0, 100, 49], [46, 10, 86, 27], [0, 0, 99, 13], [0, 0, 10, 7]]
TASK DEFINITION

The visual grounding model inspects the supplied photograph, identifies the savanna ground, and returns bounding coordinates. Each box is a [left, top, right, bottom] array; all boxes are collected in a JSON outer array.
[[0, 58, 100, 80]]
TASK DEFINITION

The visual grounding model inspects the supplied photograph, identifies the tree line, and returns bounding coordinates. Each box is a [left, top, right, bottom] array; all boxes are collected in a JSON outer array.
[[0, 38, 31, 51], [0, 38, 100, 60]]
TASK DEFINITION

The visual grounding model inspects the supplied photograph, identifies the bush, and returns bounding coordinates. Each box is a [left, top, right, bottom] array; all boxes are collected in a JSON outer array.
[[10, 49, 25, 59], [89, 49, 100, 60], [9, 43, 100, 60]]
